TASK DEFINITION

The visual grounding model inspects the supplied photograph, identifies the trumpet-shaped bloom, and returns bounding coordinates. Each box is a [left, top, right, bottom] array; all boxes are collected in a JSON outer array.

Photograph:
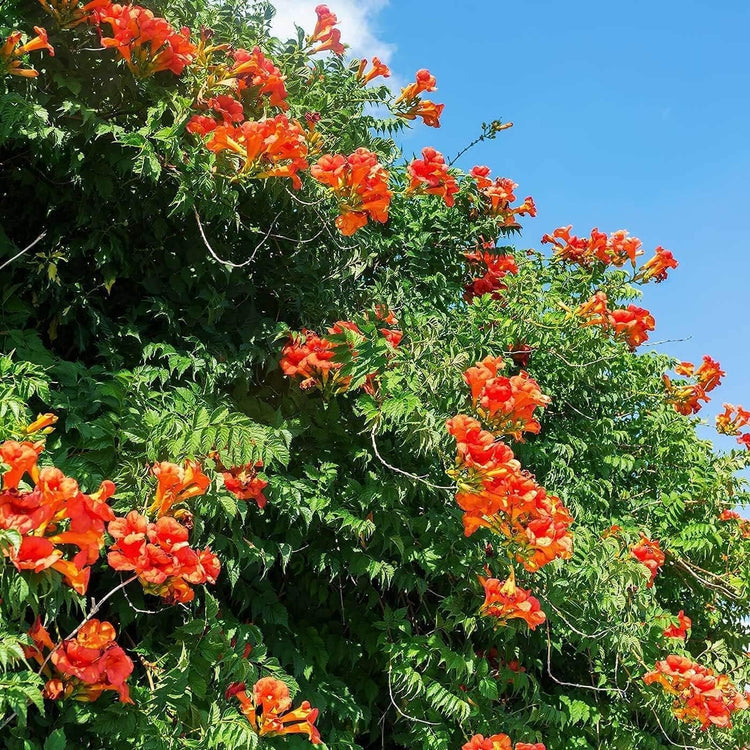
[[281, 313, 400, 393], [662, 355, 723, 415], [463, 248, 518, 303], [217, 459, 268, 509], [394, 70, 443, 128], [479, 571, 546, 630], [576, 294, 655, 349], [0, 443, 114, 595], [395, 69, 437, 103], [0, 27, 54, 78], [0, 440, 43, 491], [463, 356, 550, 439], [663, 610, 691, 640], [463, 735, 512, 750], [9, 535, 62, 572], [356, 57, 390, 84], [694, 355, 724, 393], [470, 167, 535, 225], [542, 225, 644, 268], [228, 677, 322, 743], [148, 460, 210, 517], [308, 5, 344, 55], [719, 509, 741, 521], [206, 115, 309, 189], [608, 305, 655, 349], [631, 536, 665, 587], [406, 147, 459, 206], [280, 329, 339, 390], [636, 246, 678, 283], [716, 404, 750, 435], [23, 413, 58, 435], [37, 0, 110, 27], [446, 361, 572, 570], [231, 47, 288, 109], [186, 114, 218, 136], [108, 510, 220, 602]]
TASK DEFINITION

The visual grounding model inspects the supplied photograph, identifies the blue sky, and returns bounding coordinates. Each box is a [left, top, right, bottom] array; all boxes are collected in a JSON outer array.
[[274, 1, 750, 477]]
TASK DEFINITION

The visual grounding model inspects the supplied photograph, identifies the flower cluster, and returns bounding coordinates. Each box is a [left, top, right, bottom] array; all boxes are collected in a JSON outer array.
[[231, 46, 289, 109], [95, 3, 196, 78], [281, 310, 402, 393], [662, 356, 725, 415], [478, 571, 546, 630], [393, 69, 444, 128], [25, 618, 133, 703], [0, 26, 54, 78], [463, 356, 551, 440], [107, 511, 220, 603], [663, 610, 691, 640], [630, 536, 665, 587], [0, 439, 115, 594], [576, 291, 655, 349], [446, 355, 572, 630], [187, 42, 288, 125], [307, 4, 344, 55], [463, 733, 546, 750], [542, 226, 656, 270], [446, 417, 572, 573], [470, 167, 536, 226], [311, 148, 392, 234], [463, 246, 519, 303], [406, 148, 459, 207], [716, 403, 750, 447], [634, 245, 679, 283], [212, 454, 268, 509], [719, 509, 740, 522], [718, 510, 750, 539], [644, 655, 749, 729], [227, 677, 322, 743], [204, 115, 309, 189]]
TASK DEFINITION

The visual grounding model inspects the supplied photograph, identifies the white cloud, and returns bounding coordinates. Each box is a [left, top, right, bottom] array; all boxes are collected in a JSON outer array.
[[269, 0, 395, 64]]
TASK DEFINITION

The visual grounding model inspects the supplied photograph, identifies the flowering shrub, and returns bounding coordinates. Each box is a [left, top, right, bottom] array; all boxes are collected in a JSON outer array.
[[0, 1, 748, 749]]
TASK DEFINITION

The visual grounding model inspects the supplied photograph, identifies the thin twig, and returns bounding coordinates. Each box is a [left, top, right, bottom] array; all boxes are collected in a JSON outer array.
[[387, 665, 441, 726], [39, 575, 139, 674], [0, 231, 47, 272], [545, 621, 624, 696], [194, 206, 280, 268], [370, 427, 454, 491], [649, 706, 702, 750], [642, 337, 692, 348], [122, 582, 163, 614], [670, 557, 739, 601], [539, 597, 615, 639]]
